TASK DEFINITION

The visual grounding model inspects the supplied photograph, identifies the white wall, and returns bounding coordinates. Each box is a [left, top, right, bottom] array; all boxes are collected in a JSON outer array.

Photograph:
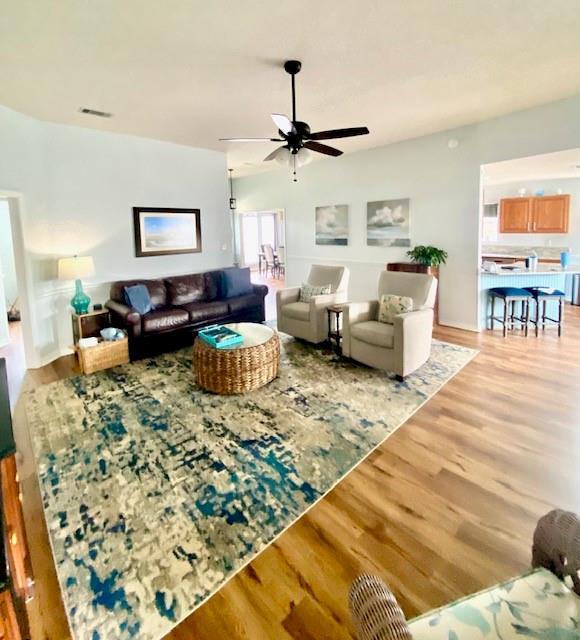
[[483, 177, 580, 252], [0, 200, 18, 304], [235, 94, 580, 331], [0, 106, 232, 367]]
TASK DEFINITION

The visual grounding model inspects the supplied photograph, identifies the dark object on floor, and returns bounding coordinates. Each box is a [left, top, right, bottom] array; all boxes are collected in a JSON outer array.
[[7, 299, 20, 322], [106, 268, 268, 359]]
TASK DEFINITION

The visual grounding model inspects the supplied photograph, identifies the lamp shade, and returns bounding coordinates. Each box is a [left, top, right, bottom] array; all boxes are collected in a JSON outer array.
[[57, 256, 95, 280]]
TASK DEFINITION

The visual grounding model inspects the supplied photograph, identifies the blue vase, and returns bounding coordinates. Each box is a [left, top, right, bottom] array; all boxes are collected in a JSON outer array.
[[561, 251, 571, 269], [71, 279, 91, 314]]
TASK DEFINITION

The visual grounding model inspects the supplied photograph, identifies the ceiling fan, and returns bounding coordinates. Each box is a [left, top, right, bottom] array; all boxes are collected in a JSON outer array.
[[220, 60, 370, 181]]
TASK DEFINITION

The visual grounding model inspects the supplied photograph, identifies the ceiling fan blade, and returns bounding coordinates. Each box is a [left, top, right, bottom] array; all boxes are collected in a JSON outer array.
[[271, 114, 294, 135], [308, 127, 369, 141], [304, 141, 343, 157], [219, 137, 283, 142]]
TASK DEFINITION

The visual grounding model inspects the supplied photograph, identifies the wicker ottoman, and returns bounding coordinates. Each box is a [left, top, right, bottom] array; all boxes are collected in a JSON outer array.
[[193, 323, 280, 395]]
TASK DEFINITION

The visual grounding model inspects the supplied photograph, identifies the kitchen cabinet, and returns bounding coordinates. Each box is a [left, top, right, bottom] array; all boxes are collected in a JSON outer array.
[[532, 195, 570, 233], [499, 195, 569, 234], [499, 197, 533, 233]]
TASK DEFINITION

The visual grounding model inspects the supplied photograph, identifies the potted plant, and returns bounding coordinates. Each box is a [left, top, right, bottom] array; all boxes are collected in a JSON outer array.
[[406, 245, 448, 267]]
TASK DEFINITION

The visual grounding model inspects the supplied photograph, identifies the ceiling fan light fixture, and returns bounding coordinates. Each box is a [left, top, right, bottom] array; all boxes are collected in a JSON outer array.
[[273, 147, 292, 166], [295, 148, 313, 168]]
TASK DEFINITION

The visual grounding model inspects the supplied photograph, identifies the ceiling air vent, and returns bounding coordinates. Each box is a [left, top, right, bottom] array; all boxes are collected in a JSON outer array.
[[78, 107, 112, 118]]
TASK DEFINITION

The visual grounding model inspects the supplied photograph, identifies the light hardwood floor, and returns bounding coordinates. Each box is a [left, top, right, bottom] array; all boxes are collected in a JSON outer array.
[[10, 306, 580, 640]]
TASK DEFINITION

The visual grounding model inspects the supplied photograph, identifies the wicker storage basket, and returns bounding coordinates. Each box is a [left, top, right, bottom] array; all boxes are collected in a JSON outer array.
[[77, 338, 129, 374], [193, 332, 280, 395]]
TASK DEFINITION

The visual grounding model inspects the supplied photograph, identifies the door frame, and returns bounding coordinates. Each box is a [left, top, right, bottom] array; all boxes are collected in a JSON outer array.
[[237, 209, 285, 269], [0, 191, 35, 369]]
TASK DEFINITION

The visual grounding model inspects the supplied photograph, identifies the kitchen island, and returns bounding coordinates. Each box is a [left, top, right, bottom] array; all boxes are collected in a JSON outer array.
[[479, 265, 579, 330]]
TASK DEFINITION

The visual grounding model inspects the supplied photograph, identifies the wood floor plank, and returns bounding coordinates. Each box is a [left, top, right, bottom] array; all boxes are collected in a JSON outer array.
[[10, 305, 580, 639]]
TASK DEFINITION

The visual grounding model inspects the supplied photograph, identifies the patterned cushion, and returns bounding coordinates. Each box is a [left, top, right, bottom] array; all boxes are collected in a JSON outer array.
[[378, 294, 413, 324], [408, 568, 580, 639], [299, 282, 331, 303]]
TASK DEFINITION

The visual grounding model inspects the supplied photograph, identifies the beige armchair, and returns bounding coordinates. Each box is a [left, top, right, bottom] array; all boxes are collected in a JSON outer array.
[[342, 271, 437, 378], [277, 265, 350, 343]]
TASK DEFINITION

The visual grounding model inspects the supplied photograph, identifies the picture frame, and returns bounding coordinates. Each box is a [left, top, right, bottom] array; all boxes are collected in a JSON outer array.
[[366, 198, 411, 247], [315, 204, 349, 246], [133, 207, 202, 257]]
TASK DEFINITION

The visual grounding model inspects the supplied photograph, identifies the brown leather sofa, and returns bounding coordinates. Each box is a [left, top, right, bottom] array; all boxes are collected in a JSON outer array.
[[106, 268, 268, 359]]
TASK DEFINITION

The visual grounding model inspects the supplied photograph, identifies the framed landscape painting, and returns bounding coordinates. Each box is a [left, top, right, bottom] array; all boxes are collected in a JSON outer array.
[[315, 204, 349, 245], [133, 207, 202, 257], [366, 198, 411, 247]]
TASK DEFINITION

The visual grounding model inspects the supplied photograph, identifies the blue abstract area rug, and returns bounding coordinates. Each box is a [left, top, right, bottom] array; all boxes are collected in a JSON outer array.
[[25, 336, 476, 640]]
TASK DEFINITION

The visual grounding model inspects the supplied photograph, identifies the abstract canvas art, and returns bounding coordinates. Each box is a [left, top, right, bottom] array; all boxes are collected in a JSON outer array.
[[366, 198, 410, 247], [315, 204, 349, 245], [133, 207, 202, 257]]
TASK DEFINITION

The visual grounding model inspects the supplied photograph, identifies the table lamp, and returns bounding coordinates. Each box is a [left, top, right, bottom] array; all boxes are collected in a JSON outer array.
[[58, 255, 95, 314]]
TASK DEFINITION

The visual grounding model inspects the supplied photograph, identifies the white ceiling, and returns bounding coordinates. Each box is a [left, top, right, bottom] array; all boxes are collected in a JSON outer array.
[[482, 148, 580, 185], [3, 1, 580, 176]]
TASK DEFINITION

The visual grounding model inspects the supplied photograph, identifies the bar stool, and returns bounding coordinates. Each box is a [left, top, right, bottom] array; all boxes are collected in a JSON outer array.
[[523, 286, 565, 337], [489, 287, 532, 337]]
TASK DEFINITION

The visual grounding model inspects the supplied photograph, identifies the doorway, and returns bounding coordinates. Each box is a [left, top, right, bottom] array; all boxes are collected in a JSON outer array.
[[0, 195, 32, 404], [239, 209, 285, 279]]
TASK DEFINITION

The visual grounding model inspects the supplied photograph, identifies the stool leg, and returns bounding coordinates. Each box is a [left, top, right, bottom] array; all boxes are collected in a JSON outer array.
[[490, 295, 495, 330], [524, 300, 529, 337], [534, 298, 539, 336], [542, 299, 547, 331], [503, 298, 508, 337], [558, 297, 563, 337]]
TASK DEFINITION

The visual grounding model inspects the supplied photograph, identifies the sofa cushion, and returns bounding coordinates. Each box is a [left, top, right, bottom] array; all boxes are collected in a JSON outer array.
[[110, 279, 167, 308], [182, 300, 229, 324], [378, 294, 413, 324], [165, 273, 208, 306], [282, 301, 311, 321], [142, 308, 189, 334], [221, 268, 253, 298], [407, 568, 579, 640], [123, 284, 152, 315], [351, 321, 394, 349], [227, 292, 263, 314], [299, 282, 331, 303]]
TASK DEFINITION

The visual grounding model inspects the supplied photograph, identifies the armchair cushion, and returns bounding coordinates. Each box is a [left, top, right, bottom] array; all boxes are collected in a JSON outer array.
[[351, 321, 394, 349], [300, 282, 331, 303], [283, 301, 311, 321], [378, 294, 413, 324]]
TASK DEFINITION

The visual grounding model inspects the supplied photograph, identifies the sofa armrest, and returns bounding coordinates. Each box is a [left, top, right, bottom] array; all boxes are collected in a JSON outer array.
[[106, 300, 142, 338], [393, 308, 434, 377], [342, 301, 379, 357], [344, 301, 379, 325], [277, 286, 300, 306], [309, 291, 347, 310], [349, 574, 412, 640], [252, 284, 269, 298]]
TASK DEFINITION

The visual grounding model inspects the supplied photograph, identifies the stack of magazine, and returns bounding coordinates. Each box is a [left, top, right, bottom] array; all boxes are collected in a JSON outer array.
[[198, 324, 244, 349]]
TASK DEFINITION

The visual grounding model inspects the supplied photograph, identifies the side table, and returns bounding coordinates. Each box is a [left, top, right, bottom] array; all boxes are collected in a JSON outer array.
[[72, 309, 110, 344], [327, 304, 346, 353]]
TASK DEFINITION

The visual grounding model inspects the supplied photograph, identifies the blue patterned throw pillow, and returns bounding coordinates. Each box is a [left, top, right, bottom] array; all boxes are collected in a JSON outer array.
[[299, 283, 331, 303]]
